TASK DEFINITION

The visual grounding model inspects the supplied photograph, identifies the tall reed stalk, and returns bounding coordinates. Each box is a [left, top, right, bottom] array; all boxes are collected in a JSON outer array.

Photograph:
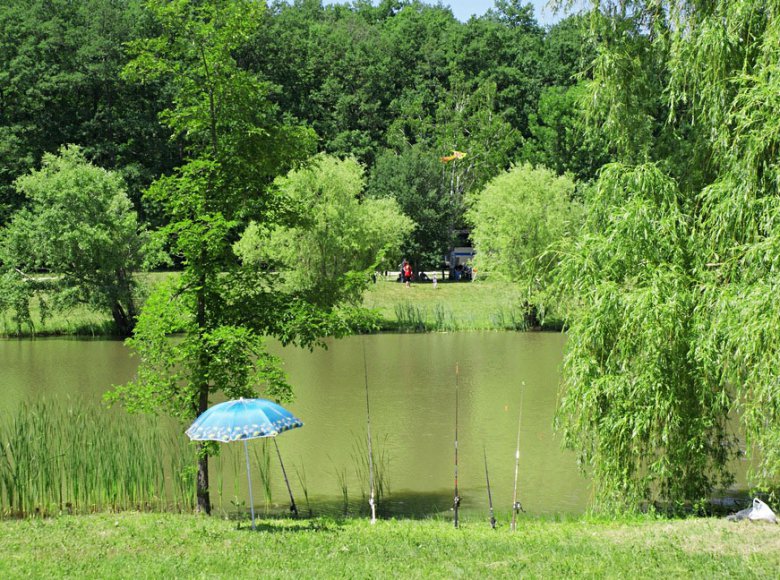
[[351, 433, 391, 505], [294, 462, 312, 517], [252, 440, 273, 512], [394, 302, 426, 332], [334, 465, 349, 516]]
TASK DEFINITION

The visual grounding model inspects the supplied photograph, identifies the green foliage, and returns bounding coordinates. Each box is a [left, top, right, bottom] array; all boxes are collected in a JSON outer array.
[[523, 84, 609, 181], [0, 145, 143, 336], [0, 0, 175, 220], [0, 0, 604, 269], [557, 164, 736, 510], [367, 145, 453, 270], [235, 155, 412, 303], [557, 0, 780, 511], [560, 165, 729, 507], [467, 163, 579, 321]]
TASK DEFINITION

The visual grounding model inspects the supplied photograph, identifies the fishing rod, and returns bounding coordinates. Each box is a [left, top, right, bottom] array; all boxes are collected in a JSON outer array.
[[454, 363, 461, 528], [363, 341, 377, 524], [273, 438, 298, 518], [483, 446, 496, 529], [511, 382, 526, 531]]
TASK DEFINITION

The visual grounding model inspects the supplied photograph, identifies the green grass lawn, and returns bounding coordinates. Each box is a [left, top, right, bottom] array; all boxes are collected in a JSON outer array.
[[0, 274, 541, 337], [0, 512, 777, 578], [364, 276, 542, 331]]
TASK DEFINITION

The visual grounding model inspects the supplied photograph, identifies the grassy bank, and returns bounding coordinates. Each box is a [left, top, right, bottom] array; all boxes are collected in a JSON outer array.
[[0, 274, 548, 337], [0, 302, 115, 337], [364, 276, 553, 331], [0, 512, 777, 578]]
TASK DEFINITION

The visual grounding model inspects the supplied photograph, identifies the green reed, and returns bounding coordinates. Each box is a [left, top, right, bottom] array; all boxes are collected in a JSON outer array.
[[294, 462, 312, 517], [394, 302, 427, 332], [432, 303, 457, 331], [490, 306, 529, 331], [252, 440, 273, 511], [0, 399, 194, 517], [334, 464, 350, 516], [351, 432, 391, 506], [168, 432, 196, 513]]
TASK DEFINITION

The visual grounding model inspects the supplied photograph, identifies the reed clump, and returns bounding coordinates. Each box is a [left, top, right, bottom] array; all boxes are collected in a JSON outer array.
[[0, 398, 195, 517]]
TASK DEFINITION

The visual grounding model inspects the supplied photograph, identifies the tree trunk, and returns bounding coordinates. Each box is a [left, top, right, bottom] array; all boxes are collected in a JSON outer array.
[[110, 302, 135, 338], [195, 389, 211, 515], [195, 279, 211, 514], [523, 301, 541, 330], [111, 269, 137, 337]]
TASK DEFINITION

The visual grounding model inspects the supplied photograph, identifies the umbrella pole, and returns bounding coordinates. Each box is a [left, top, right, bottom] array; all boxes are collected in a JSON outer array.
[[273, 438, 298, 518], [243, 439, 256, 530]]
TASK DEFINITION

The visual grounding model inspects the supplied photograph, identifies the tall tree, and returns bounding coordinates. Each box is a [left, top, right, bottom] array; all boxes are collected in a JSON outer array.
[[107, 0, 327, 515]]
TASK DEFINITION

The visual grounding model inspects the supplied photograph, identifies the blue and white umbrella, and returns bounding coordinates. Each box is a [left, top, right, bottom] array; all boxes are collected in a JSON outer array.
[[186, 398, 303, 529]]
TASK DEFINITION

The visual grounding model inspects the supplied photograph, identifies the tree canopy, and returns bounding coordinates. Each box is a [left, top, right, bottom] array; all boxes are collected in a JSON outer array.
[[0, 0, 594, 265], [0, 145, 143, 336], [555, 0, 780, 509], [235, 154, 413, 298], [9, 0, 780, 513]]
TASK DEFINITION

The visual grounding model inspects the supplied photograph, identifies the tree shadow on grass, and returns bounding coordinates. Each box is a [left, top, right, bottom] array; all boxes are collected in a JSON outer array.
[[236, 518, 343, 534]]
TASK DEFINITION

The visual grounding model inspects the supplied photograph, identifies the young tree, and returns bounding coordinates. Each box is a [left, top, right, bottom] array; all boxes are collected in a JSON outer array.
[[106, 0, 346, 515], [0, 145, 143, 336]]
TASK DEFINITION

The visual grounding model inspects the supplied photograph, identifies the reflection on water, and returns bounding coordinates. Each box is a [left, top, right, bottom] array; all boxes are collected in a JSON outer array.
[[3, 333, 592, 516]]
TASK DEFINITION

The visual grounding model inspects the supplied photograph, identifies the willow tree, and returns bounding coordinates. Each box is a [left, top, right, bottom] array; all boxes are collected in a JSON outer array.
[[235, 155, 413, 298], [555, 0, 780, 510], [106, 0, 359, 515], [0, 145, 143, 336], [466, 163, 579, 327]]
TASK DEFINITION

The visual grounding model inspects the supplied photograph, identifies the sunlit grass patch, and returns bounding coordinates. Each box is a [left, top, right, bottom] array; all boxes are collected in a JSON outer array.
[[1, 512, 778, 578], [364, 277, 531, 331]]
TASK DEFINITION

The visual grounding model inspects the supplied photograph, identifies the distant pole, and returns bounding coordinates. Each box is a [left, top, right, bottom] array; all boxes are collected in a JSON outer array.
[[363, 341, 377, 524], [454, 363, 461, 528], [511, 382, 525, 531]]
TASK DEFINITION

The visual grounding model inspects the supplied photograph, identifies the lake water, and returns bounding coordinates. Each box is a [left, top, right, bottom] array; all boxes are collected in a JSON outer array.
[[2, 332, 590, 518]]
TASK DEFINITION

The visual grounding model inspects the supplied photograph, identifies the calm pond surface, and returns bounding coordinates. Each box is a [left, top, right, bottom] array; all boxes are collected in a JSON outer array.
[[3, 332, 587, 517]]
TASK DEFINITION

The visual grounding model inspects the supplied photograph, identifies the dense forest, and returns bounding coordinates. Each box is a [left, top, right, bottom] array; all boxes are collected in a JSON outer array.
[[0, 0, 601, 231], [2, 0, 780, 514]]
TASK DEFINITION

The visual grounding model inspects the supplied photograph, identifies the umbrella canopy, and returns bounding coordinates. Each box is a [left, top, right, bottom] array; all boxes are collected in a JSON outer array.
[[186, 398, 303, 529], [186, 398, 303, 442]]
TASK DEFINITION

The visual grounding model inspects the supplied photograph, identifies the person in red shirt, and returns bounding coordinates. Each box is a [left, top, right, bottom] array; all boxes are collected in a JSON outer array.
[[403, 262, 413, 287]]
